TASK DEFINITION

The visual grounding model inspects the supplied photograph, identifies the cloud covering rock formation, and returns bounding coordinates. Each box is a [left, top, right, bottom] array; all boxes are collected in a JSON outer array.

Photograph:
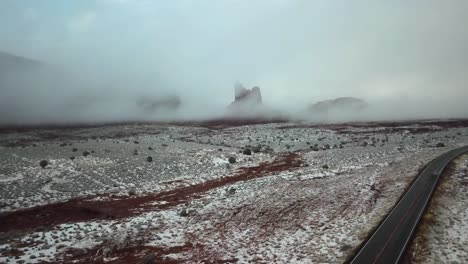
[[0, 51, 40, 76], [309, 97, 368, 113], [233, 82, 262, 105], [227, 82, 265, 116], [136, 95, 181, 113]]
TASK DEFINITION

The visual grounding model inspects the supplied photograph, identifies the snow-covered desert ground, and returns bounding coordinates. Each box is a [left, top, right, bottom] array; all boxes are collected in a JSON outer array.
[[0, 119, 467, 263]]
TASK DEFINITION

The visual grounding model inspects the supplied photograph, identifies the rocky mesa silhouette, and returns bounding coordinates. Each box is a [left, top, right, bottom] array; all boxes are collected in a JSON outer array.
[[228, 82, 263, 109], [309, 97, 368, 113], [0, 51, 41, 77]]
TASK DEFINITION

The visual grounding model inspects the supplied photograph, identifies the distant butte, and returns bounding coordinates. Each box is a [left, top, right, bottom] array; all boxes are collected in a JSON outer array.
[[229, 82, 263, 109], [309, 97, 368, 113], [136, 95, 181, 112], [0, 51, 41, 76]]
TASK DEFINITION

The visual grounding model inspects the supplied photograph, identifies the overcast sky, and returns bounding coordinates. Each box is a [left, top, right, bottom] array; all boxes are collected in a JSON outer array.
[[1, 0, 467, 124]]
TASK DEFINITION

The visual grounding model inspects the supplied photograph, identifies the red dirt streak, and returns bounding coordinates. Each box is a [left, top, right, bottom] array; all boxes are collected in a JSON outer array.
[[0, 153, 303, 233]]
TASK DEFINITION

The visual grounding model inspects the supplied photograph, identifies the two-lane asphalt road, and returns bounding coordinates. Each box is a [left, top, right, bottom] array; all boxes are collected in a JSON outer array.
[[350, 146, 468, 264]]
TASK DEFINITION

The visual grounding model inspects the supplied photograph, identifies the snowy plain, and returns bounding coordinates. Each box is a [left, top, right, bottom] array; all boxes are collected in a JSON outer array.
[[0, 120, 467, 263]]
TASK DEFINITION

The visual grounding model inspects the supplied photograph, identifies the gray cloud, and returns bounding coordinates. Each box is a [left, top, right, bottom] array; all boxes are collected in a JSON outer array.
[[0, 0, 467, 125]]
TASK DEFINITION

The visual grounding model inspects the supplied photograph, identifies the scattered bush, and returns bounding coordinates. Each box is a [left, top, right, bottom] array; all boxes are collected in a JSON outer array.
[[252, 146, 261, 153], [39, 160, 48, 168], [128, 184, 137, 196], [146, 156, 153, 162], [228, 157, 236, 164], [179, 208, 189, 217], [243, 148, 252, 155], [227, 187, 236, 195], [83, 151, 90, 157]]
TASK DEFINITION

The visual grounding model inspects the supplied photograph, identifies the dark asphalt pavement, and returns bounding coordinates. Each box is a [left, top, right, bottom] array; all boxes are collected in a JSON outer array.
[[350, 146, 468, 264]]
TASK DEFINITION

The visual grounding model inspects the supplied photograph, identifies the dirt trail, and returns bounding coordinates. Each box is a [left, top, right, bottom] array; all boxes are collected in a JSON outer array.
[[0, 153, 303, 233]]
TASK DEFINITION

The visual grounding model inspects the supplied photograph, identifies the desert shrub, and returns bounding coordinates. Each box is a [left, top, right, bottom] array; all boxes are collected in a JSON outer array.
[[39, 160, 48, 168], [243, 148, 252, 155], [252, 146, 261, 153]]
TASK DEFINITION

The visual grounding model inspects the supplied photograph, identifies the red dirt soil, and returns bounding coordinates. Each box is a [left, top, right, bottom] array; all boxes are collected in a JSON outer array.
[[0, 153, 303, 233], [2, 118, 467, 135], [54, 240, 238, 264], [278, 119, 468, 134], [0, 117, 290, 134]]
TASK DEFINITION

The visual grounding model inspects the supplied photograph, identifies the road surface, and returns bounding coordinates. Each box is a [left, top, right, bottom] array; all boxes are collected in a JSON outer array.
[[350, 146, 468, 264]]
